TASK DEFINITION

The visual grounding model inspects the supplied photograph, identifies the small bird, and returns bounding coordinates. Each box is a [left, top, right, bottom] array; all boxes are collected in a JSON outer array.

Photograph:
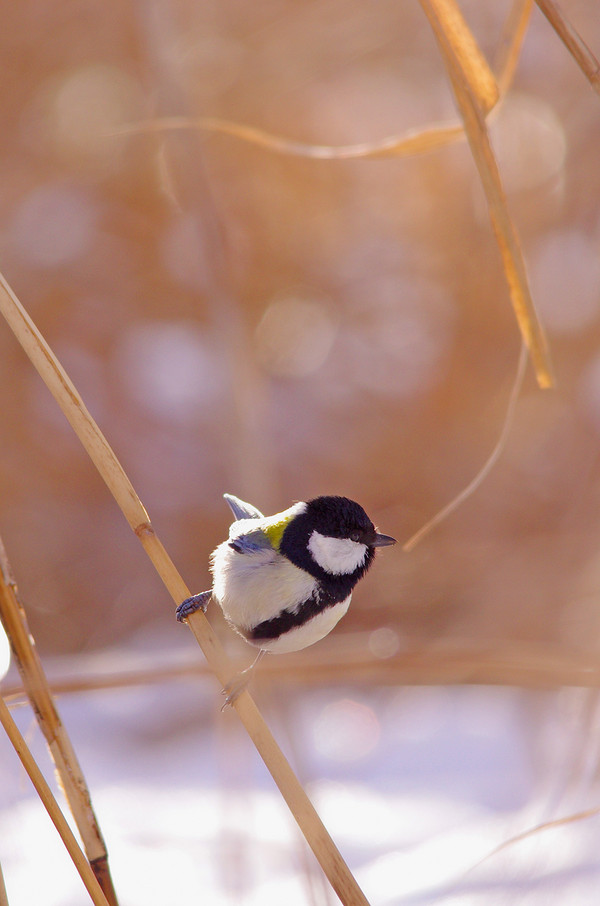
[[176, 494, 396, 663]]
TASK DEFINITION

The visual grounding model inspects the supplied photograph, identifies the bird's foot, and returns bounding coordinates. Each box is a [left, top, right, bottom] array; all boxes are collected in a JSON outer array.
[[220, 649, 267, 710], [220, 675, 251, 710], [176, 591, 212, 623]]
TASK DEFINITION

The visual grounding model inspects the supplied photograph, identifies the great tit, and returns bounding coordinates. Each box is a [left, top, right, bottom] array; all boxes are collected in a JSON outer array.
[[176, 494, 396, 655]]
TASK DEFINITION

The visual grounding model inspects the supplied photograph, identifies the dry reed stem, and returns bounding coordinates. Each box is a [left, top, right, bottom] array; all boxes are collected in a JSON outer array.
[[494, 0, 534, 96], [0, 272, 369, 906], [0, 862, 8, 906], [403, 341, 527, 551], [5, 638, 600, 700], [0, 536, 118, 906], [466, 805, 600, 877], [419, 0, 553, 389], [117, 115, 466, 160], [420, 0, 499, 112], [535, 0, 600, 95], [0, 694, 110, 906]]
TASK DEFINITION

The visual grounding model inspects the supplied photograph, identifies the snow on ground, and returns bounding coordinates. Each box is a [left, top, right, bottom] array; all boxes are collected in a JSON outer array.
[[1, 642, 600, 905]]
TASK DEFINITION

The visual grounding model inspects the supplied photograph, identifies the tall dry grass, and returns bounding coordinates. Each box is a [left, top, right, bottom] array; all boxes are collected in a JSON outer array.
[[1, 1, 599, 904]]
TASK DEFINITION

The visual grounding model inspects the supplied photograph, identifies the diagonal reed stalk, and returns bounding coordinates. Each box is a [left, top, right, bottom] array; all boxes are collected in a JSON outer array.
[[0, 692, 110, 906], [494, 0, 534, 97], [535, 0, 600, 95], [0, 270, 370, 906], [0, 535, 119, 906], [418, 0, 500, 113], [419, 0, 553, 389], [0, 861, 7, 906]]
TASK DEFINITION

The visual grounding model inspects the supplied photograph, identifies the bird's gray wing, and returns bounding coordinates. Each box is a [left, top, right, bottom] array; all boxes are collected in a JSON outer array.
[[224, 493, 264, 521], [228, 526, 274, 554]]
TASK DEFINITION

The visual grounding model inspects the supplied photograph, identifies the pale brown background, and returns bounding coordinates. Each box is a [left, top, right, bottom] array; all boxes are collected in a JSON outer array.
[[0, 0, 599, 662]]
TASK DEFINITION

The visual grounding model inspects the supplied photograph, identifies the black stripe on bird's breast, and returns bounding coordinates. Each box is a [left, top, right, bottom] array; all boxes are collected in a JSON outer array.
[[249, 587, 346, 642]]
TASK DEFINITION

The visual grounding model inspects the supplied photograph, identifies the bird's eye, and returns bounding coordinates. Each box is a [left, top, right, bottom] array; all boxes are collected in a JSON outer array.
[[350, 532, 361, 543]]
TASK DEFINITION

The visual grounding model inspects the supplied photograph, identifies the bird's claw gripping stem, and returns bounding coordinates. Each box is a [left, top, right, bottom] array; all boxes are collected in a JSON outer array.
[[176, 591, 212, 622]]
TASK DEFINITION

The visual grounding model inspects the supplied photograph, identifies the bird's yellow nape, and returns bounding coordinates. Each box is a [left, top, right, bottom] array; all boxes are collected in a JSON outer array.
[[263, 513, 295, 550]]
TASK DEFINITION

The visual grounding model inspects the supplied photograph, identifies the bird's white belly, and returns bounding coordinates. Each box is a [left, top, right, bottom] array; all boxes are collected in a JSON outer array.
[[211, 540, 317, 630], [210, 540, 351, 653]]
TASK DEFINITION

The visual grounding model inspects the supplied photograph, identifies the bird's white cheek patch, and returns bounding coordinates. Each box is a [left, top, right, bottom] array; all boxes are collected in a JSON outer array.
[[308, 530, 367, 575]]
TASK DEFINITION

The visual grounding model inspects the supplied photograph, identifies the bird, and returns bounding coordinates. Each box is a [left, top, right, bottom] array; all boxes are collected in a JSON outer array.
[[176, 494, 396, 672]]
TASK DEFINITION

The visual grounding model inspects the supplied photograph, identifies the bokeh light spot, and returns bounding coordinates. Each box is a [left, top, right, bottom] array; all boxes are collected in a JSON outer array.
[[490, 93, 566, 192], [368, 627, 401, 659], [531, 229, 600, 334], [10, 183, 98, 267], [161, 216, 210, 291], [342, 277, 454, 398], [255, 293, 337, 377], [313, 698, 380, 762], [112, 321, 226, 424], [52, 64, 143, 161]]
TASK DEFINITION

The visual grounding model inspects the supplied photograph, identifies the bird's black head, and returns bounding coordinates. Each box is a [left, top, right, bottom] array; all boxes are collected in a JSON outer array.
[[305, 496, 377, 542], [280, 496, 396, 591]]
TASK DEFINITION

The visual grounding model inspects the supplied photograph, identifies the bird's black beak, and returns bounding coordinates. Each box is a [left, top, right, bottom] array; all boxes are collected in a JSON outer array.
[[371, 533, 396, 547]]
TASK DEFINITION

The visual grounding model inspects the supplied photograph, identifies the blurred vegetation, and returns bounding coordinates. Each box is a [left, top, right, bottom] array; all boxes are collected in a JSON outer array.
[[0, 0, 599, 663]]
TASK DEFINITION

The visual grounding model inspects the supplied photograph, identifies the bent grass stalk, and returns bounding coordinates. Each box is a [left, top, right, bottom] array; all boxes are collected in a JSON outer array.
[[113, 0, 526, 165], [115, 115, 467, 160], [0, 693, 110, 906], [0, 271, 370, 906], [113, 0, 549, 393], [0, 535, 119, 906], [403, 341, 528, 551], [419, 0, 553, 389]]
